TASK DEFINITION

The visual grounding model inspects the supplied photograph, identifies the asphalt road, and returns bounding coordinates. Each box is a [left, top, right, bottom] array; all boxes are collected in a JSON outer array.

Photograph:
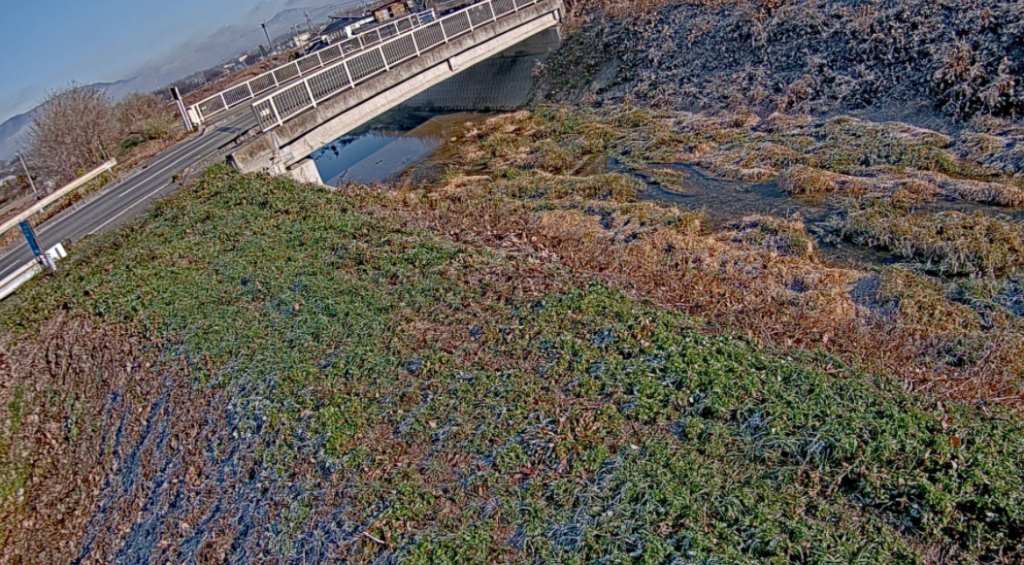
[[0, 110, 257, 283]]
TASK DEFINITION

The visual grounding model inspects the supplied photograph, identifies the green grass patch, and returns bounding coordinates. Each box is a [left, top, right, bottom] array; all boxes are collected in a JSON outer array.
[[2, 166, 1023, 564]]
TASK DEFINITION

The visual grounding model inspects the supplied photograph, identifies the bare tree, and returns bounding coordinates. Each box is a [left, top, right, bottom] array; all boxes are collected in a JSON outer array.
[[27, 83, 118, 183], [116, 92, 172, 137]]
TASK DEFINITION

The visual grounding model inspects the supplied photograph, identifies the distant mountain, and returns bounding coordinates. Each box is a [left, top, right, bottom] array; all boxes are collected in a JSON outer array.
[[0, 1, 362, 161], [267, 4, 343, 27], [111, 1, 361, 103], [89, 78, 138, 102], [0, 108, 37, 163], [0, 79, 135, 162]]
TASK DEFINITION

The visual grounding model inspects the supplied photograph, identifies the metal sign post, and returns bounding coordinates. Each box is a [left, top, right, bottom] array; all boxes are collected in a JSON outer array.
[[19, 221, 54, 271]]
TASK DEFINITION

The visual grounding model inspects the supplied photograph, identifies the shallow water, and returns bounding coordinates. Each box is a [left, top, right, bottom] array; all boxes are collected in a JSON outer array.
[[624, 161, 1024, 272], [312, 111, 489, 185], [313, 115, 1022, 272], [630, 163, 828, 224], [618, 161, 904, 269]]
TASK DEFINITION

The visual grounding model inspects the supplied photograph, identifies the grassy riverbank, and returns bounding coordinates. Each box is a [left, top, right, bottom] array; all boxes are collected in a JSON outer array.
[[5, 0, 1024, 559], [2, 163, 1023, 564]]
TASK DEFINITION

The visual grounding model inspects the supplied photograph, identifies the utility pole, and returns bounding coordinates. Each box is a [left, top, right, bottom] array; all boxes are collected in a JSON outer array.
[[262, 20, 273, 56], [17, 153, 38, 198], [304, 10, 316, 34]]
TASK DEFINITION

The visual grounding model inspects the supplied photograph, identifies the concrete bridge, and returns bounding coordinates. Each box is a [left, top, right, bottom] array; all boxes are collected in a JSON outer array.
[[0, 0, 563, 290], [226, 0, 564, 184]]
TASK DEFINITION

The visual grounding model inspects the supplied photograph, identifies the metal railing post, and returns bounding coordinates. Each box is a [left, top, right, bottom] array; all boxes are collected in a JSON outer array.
[[344, 61, 355, 88], [247, 83, 254, 99], [269, 97, 283, 128], [380, 46, 389, 71], [305, 80, 317, 107], [488, 0, 497, 21], [411, 30, 420, 56], [219, 93, 228, 110]]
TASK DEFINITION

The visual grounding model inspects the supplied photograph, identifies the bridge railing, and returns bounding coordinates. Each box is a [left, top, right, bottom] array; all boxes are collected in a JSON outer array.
[[252, 0, 543, 132], [189, 10, 437, 124]]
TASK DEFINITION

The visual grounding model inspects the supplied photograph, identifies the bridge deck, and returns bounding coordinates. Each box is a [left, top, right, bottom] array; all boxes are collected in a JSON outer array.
[[229, 0, 563, 177], [251, 0, 550, 132]]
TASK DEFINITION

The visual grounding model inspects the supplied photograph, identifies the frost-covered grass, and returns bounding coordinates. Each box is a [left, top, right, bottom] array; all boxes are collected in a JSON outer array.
[[2, 166, 1023, 564]]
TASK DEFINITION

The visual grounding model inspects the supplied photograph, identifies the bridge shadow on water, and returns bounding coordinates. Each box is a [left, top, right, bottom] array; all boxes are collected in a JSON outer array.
[[310, 29, 558, 186]]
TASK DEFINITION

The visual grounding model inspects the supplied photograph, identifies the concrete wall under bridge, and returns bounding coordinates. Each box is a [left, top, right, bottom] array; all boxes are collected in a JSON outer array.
[[398, 28, 560, 112], [228, 0, 564, 183]]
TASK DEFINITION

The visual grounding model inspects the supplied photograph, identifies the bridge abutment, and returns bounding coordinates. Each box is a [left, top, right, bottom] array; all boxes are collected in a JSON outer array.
[[288, 158, 324, 185]]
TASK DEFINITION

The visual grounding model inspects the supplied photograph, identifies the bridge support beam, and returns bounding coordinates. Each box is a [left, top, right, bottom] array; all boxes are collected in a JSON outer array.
[[288, 158, 324, 185]]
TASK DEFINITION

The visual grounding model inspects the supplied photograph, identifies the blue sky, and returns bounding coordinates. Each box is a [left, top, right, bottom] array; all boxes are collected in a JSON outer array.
[[0, 0, 327, 122]]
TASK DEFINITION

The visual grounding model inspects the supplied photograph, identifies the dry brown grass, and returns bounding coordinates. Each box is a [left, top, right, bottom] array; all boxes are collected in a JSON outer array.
[[828, 199, 1024, 276], [913, 172, 1024, 207], [344, 108, 1024, 413], [0, 316, 178, 563], [889, 178, 942, 206], [358, 173, 1024, 413], [494, 170, 645, 202], [472, 106, 1024, 213], [726, 215, 818, 260], [778, 165, 870, 196]]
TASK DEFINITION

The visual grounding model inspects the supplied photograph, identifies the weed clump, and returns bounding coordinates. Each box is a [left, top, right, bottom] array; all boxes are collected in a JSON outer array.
[[828, 199, 1024, 276], [779, 165, 862, 196], [727, 215, 817, 260]]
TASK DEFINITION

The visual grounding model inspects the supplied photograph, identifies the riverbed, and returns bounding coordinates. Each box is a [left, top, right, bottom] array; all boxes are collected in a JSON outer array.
[[312, 109, 1022, 273], [312, 110, 489, 186]]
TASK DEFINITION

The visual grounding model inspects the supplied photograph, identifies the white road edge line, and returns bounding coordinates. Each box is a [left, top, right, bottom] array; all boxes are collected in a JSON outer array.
[[0, 241, 24, 267], [0, 117, 247, 275], [90, 182, 172, 235], [118, 132, 228, 198], [0, 181, 169, 278]]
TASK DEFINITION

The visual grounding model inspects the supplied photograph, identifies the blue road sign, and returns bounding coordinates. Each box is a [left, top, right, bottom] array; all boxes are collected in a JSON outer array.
[[19, 221, 43, 260]]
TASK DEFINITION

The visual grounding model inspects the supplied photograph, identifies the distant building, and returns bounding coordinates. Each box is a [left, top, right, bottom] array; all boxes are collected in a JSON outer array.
[[292, 32, 312, 49], [319, 16, 374, 41], [368, 0, 416, 23], [304, 0, 423, 54], [428, 0, 475, 14]]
